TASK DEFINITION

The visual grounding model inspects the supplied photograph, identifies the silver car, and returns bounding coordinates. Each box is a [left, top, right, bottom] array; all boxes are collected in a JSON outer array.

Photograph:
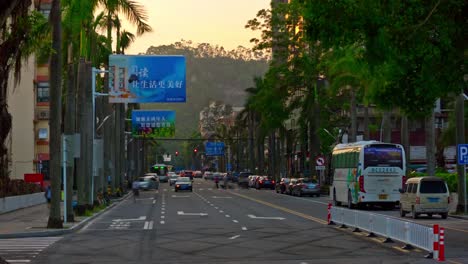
[[137, 175, 159, 190], [169, 175, 179, 186]]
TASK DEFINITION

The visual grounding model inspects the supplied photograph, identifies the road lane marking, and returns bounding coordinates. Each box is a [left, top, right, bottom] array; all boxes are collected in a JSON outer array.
[[225, 215, 231, 218], [247, 214, 285, 220], [161, 211, 165, 214], [289, 195, 328, 205], [5, 260, 31, 263], [214, 207, 219, 209], [177, 211, 208, 216], [228, 191, 327, 225], [136, 198, 154, 201], [219, 210, 224, 213], [113, 216, 146, 222], [143, 221, 149, 229], [161, 215, 165, 219], [208, 188, 213, 190], [242, 227, 248, 231], [232, 220, 239, 223], [172, 195, 190, 198], [212, 196, 232, 199], [229, 235, 240, 240], [447, 260, 463, 264], [148, 221, 154, 230], [160, 221, 165, 224]]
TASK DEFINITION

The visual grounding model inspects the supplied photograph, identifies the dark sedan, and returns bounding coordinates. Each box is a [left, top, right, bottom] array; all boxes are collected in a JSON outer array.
[[275, 178, 291, 194], [255, 176, 275, 190], [291, 178, 320, 197]]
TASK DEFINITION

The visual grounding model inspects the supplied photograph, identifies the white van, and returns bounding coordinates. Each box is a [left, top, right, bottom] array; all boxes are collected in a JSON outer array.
[[399, 177, 450, 219]]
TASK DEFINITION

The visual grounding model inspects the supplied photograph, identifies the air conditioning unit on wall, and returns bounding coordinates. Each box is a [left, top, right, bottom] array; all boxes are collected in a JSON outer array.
[[36, 109, 50, 120]]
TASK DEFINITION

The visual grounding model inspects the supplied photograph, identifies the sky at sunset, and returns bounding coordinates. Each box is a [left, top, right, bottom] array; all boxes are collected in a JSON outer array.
[[121, 0, 271, 55]]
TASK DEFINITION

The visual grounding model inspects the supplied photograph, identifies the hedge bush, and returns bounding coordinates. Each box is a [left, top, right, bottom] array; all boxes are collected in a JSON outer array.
[[408, 171, 465, 193], [0, 179, 42, 198]]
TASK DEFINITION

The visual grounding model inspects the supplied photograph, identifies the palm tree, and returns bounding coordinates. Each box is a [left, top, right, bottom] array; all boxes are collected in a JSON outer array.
[[47, 0, 63, 228], [119, 30, 135, 54]]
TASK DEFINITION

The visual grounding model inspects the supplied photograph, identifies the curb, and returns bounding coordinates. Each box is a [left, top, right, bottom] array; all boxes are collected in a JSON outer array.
[[0, 192, 131, 239], [449, 214, 468, 220]]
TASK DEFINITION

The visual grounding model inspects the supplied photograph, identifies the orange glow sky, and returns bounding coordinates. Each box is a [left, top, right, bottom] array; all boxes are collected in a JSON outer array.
[[121, 0, 271, 54]]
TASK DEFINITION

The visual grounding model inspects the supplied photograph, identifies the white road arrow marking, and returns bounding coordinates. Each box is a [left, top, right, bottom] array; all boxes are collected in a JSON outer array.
[[177, 211, 208, 216], [247, 214, 285, 220], [113, 216, 146, 222]]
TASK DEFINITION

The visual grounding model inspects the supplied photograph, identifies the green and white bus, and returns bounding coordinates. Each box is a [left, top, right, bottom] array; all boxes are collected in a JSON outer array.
[[331, 141, 406, 209]]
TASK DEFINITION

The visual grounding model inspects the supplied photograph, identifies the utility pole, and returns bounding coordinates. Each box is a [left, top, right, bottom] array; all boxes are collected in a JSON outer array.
[[455, 93, 466, 213]]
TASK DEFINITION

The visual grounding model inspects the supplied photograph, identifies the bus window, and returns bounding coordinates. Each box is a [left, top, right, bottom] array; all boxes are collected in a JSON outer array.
[[364, 147, 403, 169]]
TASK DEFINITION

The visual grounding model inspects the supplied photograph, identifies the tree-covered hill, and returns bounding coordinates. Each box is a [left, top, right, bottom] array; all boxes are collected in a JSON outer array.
[[141, 41, 269, 139]]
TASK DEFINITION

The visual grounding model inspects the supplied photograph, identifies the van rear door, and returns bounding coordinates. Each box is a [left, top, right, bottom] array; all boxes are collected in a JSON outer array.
[[419, 180, 449, 210]]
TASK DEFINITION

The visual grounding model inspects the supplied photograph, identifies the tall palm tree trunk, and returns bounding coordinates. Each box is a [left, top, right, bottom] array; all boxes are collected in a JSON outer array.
[[47, 0, 63, 228], [425, 110, 436, 176], [381, 111, 392, 142], [349, 88, 357, 143], [363, 105, 370, 140], [401, 115, 410, 174], [64, 63, 76, 222]]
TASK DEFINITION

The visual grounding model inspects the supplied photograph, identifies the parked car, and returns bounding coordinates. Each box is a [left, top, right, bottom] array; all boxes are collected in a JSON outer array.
[[237, 172, 253, 188], [291, 178, 320, 197], [231, 171, 240, 183], [169, 174, 179, 186], [276, 178, 291, 194], [399, 177, 450, 219], [248, 175, 260, 188], [285, 178, 298, 195], [137, 174, 159, 190], [255, 176, 275, 190], [175, 177, 193, 192]]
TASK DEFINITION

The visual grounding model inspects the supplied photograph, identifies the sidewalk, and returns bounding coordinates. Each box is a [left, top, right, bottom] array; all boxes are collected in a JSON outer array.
[[0, 193, 130, 238]]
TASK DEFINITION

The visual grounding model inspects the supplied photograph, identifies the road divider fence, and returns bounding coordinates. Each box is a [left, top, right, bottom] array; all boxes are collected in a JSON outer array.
[[328, 203, 445, 261]]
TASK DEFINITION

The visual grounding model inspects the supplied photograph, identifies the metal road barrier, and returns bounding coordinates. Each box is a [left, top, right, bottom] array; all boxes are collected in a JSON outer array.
[[328, 204, 445, 261]]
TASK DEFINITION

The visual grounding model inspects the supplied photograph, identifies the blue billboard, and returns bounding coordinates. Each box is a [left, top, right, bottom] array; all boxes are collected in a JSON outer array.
[[131, 110, 176, 138], [109, 55, 186, 103], [205, 142, 225, 156]]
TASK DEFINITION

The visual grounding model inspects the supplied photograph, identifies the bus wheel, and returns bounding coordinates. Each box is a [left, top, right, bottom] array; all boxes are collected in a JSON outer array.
[[333, 189, 341, 206], [347, 190, 354, 209]]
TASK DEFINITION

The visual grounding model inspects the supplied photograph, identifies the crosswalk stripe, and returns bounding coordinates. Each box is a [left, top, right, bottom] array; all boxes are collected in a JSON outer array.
[[0, 237, 61, 263]]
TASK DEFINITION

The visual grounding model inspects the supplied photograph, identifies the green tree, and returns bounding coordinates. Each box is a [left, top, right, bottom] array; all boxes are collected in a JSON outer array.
[[0, 1, 50, 195]]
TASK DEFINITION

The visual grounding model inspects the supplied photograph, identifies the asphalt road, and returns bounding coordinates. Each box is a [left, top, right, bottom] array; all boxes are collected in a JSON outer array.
[[29, 179, 459, 264]]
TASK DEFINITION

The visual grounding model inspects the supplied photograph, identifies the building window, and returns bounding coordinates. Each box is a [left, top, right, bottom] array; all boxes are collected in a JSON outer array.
[[38, 128, 48, 140], [37, 82, 49, 103]]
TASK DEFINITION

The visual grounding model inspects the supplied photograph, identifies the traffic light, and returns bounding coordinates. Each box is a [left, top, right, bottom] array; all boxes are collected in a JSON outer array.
[[175, 151, 179, 156], [193, 148, 198, 153]]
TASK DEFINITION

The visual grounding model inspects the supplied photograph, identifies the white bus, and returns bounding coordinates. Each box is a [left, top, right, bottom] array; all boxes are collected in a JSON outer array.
[[331, 141, 406, 209]]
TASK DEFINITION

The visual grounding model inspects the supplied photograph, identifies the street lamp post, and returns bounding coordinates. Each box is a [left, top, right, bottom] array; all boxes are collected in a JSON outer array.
[[92, 67, 110, 204]]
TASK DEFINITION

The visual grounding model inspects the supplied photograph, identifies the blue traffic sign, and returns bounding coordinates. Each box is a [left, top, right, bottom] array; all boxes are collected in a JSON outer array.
[[205, 142, 225, 156], [457, 144, 468, 165]]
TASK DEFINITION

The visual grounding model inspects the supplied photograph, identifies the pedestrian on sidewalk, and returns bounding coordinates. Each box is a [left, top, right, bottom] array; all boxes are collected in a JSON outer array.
[[44, 185, 52, 208]]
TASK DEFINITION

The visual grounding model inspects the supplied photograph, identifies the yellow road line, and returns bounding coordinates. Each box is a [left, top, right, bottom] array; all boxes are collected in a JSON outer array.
[[228, 191, 328, 225], [447, 260, 463, 264], [392, 246, 410, 253], [443, 226, 468, 234]]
